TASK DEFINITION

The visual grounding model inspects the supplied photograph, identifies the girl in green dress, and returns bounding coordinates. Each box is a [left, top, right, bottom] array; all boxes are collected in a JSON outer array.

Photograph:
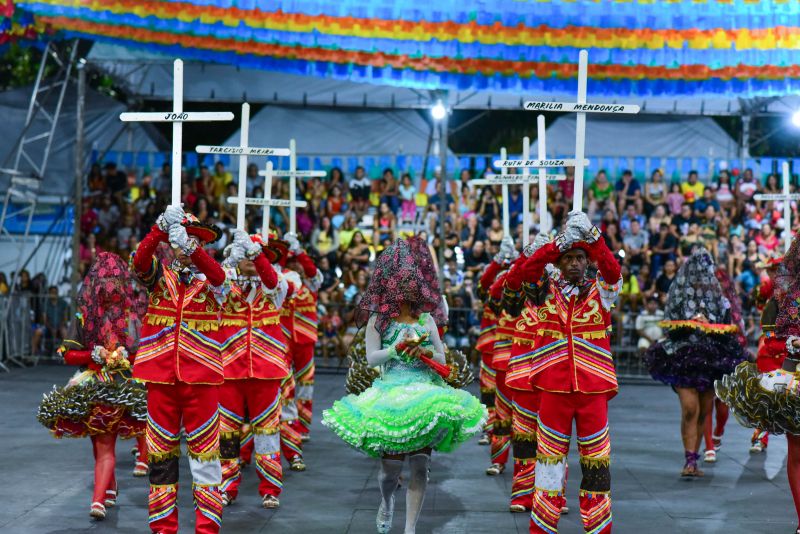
[[323, 237, 486, 533]]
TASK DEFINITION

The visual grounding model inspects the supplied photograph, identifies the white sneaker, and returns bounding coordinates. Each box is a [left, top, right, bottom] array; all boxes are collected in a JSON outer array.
[[703, 450, 717, 463], [750, 442, 764, 454]]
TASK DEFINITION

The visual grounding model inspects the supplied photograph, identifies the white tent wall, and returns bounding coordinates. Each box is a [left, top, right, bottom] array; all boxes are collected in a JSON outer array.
[[543, 115, 739, 179], [0, 83, 167, 197], [221, 105, 455, 172]]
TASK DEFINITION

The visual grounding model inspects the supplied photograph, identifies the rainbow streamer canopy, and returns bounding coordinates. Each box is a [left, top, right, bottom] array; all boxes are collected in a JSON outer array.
[[13, 0, 800, 97]]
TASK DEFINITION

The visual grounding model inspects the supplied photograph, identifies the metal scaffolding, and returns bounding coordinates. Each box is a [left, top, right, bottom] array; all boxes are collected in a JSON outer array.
[[0, 40, 80, 371]]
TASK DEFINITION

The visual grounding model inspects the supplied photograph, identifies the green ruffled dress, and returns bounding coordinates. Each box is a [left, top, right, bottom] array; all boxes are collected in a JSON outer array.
[[323, 315, 487, 457]]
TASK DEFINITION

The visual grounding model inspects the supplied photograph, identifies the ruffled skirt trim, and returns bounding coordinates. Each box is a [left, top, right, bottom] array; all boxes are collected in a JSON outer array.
[[37, 378, 146, 439], [716, 362, 800, 435], [323, 372, 487, 458]]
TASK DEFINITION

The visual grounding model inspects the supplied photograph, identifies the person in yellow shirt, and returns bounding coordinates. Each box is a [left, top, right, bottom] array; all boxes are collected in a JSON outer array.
[[680, 170, 705, 204], [211, 161, 233, 199]]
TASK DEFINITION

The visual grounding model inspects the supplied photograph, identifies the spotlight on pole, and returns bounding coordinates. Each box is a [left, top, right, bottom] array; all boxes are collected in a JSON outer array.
[[792, 110, 800, 127], [431, 101, 446, 121]]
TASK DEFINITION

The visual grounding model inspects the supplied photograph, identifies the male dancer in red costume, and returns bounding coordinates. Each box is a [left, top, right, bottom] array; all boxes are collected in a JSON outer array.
[[282, 233, 323, 442], [505, 212, 621, 534], [132, 205, 226, 534], [495, 234, 553, 513], [749, 256, 786, 454], [217, 230, 291, 509], [481, 238, 518, 475], [476, 261, 500, 446], [275, 233, 320, 471]]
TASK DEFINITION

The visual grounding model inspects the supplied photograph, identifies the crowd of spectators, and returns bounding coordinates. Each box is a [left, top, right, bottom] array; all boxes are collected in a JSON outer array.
[[5, 157, 794, 363]]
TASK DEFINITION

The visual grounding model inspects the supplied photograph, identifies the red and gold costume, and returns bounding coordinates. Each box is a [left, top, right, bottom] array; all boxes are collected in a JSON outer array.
[[506, 233, 621, 534], [279, 246, 322, 459], [218, 236, 290, 506], [477, 261, 502, 440], [132, 219, 226, 534], [488, 270, 515, 471], [496, 263, 548, 512]]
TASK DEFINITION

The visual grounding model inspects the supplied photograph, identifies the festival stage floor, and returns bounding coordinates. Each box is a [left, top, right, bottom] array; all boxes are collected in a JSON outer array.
[[0, 365, 794, 533]]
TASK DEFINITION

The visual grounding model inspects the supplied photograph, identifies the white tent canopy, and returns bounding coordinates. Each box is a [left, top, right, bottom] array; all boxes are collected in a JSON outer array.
[[88, 43, 800, 117], [0, 83, 167, 196], [545, 114, 739, 160], [223, 105, 449, 166]]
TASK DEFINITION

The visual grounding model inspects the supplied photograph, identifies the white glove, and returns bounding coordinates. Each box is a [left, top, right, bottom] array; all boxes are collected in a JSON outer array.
[[244, 238, 262, 259], [284, 269, 302, 289], [91, 345, 106, 365], [565, 210, 600, 244], [523, 233, 551, 257], [223, 243, 245, 269], [169, 224, 197, 254], [284, 232, 302, 254], [158, 205, 185, 230], [493, 236, 518, 264], [555, 231, 573, 253]]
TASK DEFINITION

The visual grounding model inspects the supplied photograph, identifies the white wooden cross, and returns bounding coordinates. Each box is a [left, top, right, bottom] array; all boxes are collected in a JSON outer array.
[[754, 162, 799, 253], [120, 59, 234, 206], [524, 50, 640, 212], [257, 139, 326, 234], [227, 161, 310, 243], [472, 146, 567, 241], [195, 102, 291, 231]]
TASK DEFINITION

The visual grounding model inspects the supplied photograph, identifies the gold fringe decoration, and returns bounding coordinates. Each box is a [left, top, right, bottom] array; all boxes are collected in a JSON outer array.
[[148, 446, 181, 463], [579, 455, 611, 468]]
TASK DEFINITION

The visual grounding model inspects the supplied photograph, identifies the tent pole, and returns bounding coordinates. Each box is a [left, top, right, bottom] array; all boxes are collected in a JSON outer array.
[[70, 60, 86, 310], [438, 91, 449, 288], [740, 114, 751, 165]]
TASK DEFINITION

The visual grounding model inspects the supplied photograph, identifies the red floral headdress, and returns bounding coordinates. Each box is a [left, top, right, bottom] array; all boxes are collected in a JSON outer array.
[[357, 237, 443, 334], [79, 252, 135, 351]]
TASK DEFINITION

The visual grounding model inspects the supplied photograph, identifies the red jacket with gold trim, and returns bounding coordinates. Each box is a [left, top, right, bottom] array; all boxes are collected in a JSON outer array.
[[131, 226, 225, 385], [489, 270, 514, 372], [280, 252, 321, 345], [220, 254, 290, 381], [507, 240, 622, 397], [476, 261, 503, 356]]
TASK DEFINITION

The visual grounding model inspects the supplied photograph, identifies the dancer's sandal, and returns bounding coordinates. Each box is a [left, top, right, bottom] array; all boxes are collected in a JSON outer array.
[[132, 461, 149, 477], [478, 433, 490, 446], [680, 464, 704, 477], [262, 495, 280, 509], [221, 492, 234, 507], [561, 505, 569, 515], [376, 495, 395, 534], [300, 433, 311, 443], [749, 442, 765, 453], [509, 504, 527, 513], [712, 434, 722, 451], [703, 450, 717, 463], [104, 486, 117, 507], [290, 457, 307, 472], [89, 502, 106, 520], [485, 463, 505, 476]]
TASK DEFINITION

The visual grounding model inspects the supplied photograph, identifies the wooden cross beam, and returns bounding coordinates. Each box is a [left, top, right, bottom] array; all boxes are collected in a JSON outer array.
[[256, 139, 326, 234], [227, 161, 309, 243], [120, 59, 234, 206], [195, 102, 291, 231], [524, 50, 640, 212]]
